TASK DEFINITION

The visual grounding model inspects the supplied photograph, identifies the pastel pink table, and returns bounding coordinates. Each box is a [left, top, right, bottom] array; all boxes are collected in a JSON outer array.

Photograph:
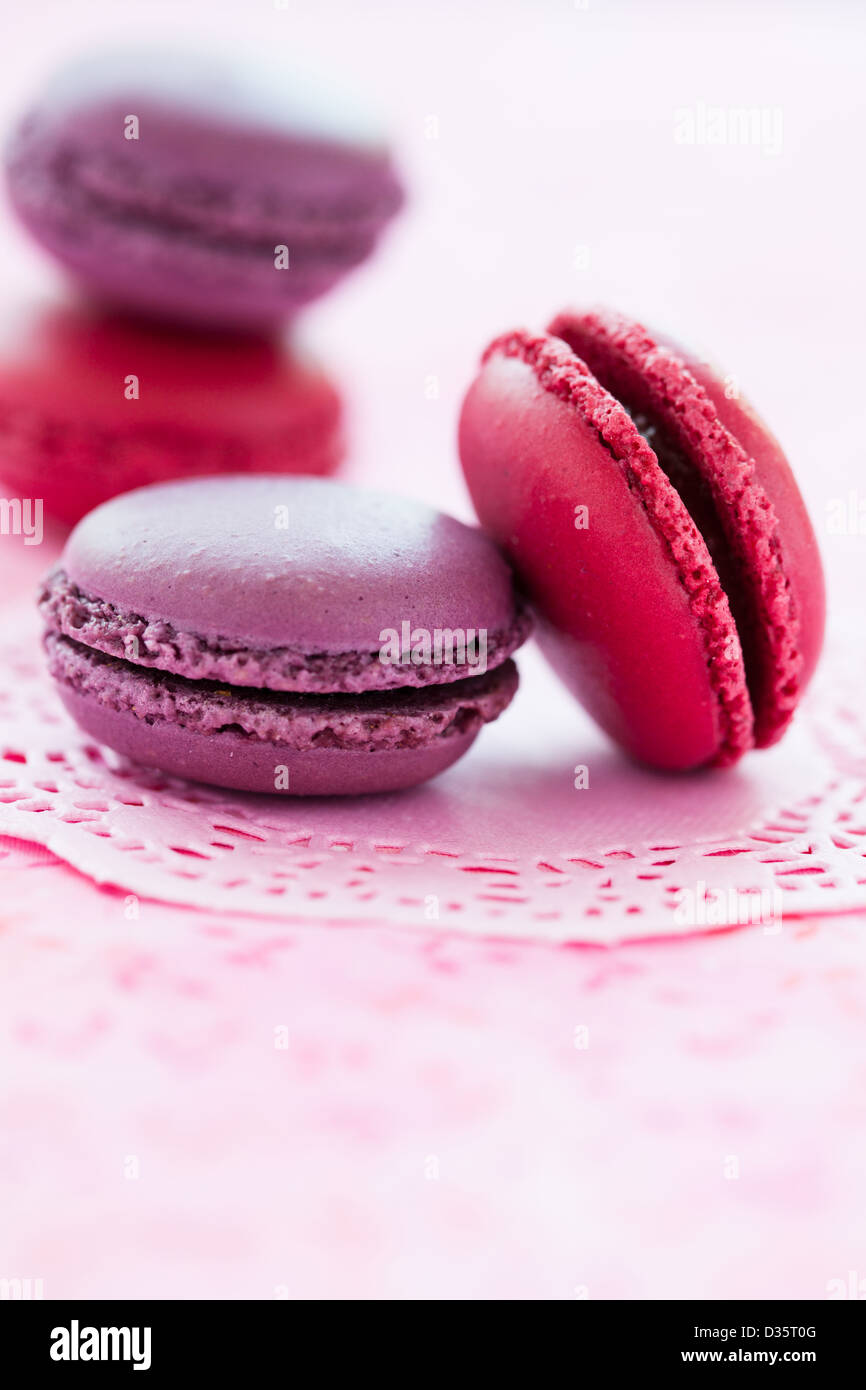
[[1, 0, 864, 1299]]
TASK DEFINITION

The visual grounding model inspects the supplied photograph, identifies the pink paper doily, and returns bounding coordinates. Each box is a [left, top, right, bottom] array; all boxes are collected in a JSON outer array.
[[1, 608, 864, 943]]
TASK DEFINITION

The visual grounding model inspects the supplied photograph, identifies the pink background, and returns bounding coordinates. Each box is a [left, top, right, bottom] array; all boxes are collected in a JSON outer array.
[[1, 0, 865, 1299]]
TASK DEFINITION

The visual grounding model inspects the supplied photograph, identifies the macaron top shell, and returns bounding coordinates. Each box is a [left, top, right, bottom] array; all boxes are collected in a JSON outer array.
[[22, 49, 392, 151], [548, 308, 825, 748], [666, 340, 825, 700], [44, 477, 529, 692], [12, 51, 402, 233], [0, 302, 343, 525], [459, 331, 753, 770]]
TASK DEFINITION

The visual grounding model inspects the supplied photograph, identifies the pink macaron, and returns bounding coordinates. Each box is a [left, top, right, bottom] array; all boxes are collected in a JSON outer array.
[[459, 307, 824, 771], [0, 302, 343, 526], [40, 476, 531, 796]]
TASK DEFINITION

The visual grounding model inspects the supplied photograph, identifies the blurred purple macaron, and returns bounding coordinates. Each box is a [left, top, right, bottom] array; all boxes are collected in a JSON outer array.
[[5, 50, 404, 328]]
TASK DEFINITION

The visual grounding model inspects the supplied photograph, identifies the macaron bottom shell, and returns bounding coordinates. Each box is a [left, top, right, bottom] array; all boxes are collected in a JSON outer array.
[[47, 632, 518, 796], [56, 686, 482, 796]]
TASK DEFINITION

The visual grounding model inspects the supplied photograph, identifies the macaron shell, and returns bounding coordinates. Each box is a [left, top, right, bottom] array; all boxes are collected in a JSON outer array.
[[459, 335, 753, 770], [5, 53, 403, 327], [549, 309, 823, 747], [56, 685, 479, 796], [57, 476, 522, 665], [41, 568, 530, 694], [0, 305, 342, 524], [676, 349, 825, 694], [46, 631, 518, 750], [11, 49, 394, 169]]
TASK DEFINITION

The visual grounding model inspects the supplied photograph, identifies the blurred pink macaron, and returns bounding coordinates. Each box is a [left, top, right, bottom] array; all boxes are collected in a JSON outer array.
[[0, 301, 343, 526]]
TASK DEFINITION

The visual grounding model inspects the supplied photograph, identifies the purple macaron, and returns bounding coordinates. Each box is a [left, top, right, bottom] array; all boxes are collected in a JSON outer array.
[[39, 477, 531, 795], [5, 51, 404, 328]]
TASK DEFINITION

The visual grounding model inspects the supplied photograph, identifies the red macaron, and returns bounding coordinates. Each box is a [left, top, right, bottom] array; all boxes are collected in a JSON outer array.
[[0, 302, 343, 526], [459, 307, 825, 771]]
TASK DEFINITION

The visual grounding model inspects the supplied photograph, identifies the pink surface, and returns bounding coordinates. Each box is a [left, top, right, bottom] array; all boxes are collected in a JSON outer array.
[[2, 844, 865, 1301], [1, 0, 865, 1299]]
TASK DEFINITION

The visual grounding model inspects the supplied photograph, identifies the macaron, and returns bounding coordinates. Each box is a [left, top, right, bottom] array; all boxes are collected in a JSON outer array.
[[5, 51, 404, 328], [459, 307, 824, 771], [0, 302, 342, 526], [39, 477, 531, 795]]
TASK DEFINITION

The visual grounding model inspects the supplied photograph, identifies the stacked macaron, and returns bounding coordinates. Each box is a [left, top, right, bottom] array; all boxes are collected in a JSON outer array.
[[2, 49, 404, 521], [10, 47, 536, 797]]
